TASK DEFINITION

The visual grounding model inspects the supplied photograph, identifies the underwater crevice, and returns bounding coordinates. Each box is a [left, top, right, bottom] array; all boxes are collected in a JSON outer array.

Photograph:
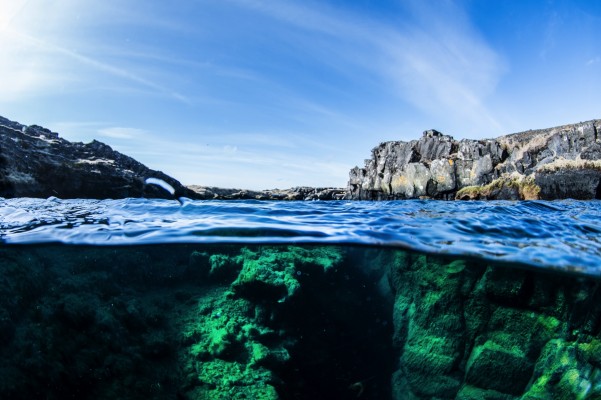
[[272, 255, 395, 400]]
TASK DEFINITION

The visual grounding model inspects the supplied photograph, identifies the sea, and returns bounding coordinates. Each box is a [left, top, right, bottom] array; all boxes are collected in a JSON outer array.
[[1, 197, 600, 400]]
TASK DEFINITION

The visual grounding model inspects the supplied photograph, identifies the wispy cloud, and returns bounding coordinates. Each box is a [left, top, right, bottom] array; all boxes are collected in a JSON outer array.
[[73, 123, 351, 188], [2, 27, 189, 103], [227, 0, 506, 135], [0, 0, 514, 188], [0, 1, 189, 103], [540, 10, 562, 60], [98, 127, 147, 140]]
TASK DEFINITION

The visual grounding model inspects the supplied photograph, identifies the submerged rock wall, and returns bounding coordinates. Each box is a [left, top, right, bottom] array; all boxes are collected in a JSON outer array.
[[346, 120, 601, 200], [389, 252, 601, 399], [1, 245, 600, 399]]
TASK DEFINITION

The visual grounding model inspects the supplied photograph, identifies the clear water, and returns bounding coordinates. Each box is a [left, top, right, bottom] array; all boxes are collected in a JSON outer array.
[[2, 198, 601, 276], [1, 198, 601, 400]]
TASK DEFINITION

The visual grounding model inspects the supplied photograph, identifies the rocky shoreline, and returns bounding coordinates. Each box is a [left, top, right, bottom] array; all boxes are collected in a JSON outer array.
[[0, 116, 198, 200], [186, 185, 346, 201], [1, 114, 600, 200], [0, 115, 344, 201], [346, 120, 601, 201]]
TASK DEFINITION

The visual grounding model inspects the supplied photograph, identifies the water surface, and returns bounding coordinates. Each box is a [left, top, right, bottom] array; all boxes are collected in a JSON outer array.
[[2, 198, 600, 276]]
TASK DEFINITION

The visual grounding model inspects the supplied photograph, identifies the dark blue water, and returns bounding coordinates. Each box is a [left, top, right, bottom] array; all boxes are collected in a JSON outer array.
[[2, 198, 601, 276]]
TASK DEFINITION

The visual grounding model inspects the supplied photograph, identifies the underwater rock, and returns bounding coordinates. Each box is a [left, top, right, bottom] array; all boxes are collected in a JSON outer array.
[[389, 253, 601, 399], [2, 244, 601, 399], [347, 119, 601, 200], [183, 246, 601, 399]]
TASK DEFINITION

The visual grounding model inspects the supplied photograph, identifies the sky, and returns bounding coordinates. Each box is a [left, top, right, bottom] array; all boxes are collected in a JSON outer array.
[[1, 0, 600, 189]]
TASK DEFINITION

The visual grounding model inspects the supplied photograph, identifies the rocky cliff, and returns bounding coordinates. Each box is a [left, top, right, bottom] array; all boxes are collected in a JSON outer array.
[[0, 116, 199, 199], [346, 120, 601, 200]]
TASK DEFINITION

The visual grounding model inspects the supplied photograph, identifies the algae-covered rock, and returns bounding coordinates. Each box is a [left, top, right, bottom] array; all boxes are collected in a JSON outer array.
[[465, 339, 533, 394], [179, 245, 372, 400], [180, 283, 287, 399], [2, 243, 601, 399], [522, 339, 596, 399], [232, 246, 343, 302], [389, 253, 601, 399]]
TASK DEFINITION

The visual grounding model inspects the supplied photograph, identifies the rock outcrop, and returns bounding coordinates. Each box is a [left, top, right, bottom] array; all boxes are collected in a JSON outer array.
[[346, 120, 601, 200], [187, 185, 346, 201], [6, 113, 599, 201], [0, 116, 199, 199], [0, 115, 345, 201]]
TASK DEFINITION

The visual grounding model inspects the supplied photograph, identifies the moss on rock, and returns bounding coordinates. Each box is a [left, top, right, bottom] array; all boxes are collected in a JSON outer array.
[[389, 252, 601, 399], [3, 243, 601, 399], [455, 176, 541, 200]]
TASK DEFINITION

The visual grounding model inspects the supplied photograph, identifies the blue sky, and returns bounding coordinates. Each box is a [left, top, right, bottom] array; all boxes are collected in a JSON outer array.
[[1, 0, 600, 189]]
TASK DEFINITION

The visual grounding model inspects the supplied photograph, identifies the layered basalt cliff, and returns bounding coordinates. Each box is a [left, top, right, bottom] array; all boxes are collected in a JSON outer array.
[[346, 120, 601, 200], [0, 116, 198, 199]]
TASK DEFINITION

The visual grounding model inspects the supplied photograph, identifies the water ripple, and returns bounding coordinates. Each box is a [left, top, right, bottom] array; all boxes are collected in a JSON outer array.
[[1, 198, 601, 276]]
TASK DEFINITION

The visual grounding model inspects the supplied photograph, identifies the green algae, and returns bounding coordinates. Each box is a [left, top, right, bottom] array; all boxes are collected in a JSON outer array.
[[455, 175, 541, 200], [522, 338, 601, 399], [232, 246, 342, 301], [180, 288, 287, 399], [389, 253, 601, 399], [179, 245, 350, 399], [1, 244, 601, 399]]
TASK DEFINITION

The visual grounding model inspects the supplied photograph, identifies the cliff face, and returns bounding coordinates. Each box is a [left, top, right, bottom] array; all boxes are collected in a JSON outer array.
[[0, 116, 198, 199], [346, 120, 601, 200]]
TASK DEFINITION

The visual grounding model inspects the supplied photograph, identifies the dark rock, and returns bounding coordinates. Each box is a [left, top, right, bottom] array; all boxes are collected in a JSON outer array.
[[186, 185, 346, 201], [346, 119, 601, 200], [535, 169, 601, 200], [0, 116, 198, 199], [0, 115, 346, 201], [582, 142, 601, 160]]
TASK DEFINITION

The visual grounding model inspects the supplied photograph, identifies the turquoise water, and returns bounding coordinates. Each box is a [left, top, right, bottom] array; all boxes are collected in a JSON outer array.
[[1, 199, 601, 399]]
